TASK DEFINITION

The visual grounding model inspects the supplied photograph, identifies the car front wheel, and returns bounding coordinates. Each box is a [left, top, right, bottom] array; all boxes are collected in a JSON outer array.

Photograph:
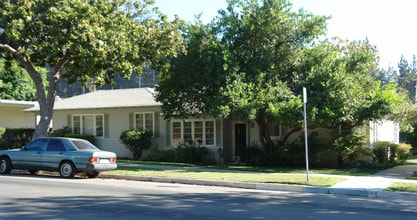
[[0, 157, 12, 174], [59, 161, 76, 178]]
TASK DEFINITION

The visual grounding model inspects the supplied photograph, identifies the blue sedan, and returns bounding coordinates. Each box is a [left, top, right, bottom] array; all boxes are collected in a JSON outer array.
[[0, 137, 117, 178]]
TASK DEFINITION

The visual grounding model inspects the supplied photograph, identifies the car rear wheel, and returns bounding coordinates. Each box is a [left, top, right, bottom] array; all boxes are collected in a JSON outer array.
[[0, 157, 12, 174], [59, 161, 76, 178], [86, 171, 100, 178]]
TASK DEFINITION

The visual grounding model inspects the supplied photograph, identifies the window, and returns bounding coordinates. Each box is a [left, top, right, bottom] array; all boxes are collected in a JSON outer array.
[[135, 112, 154, 133], [72, 114, 104, 137], [268, 124, 280, 137], [46, 139, 66, 151], [171, 120, 215, 146]]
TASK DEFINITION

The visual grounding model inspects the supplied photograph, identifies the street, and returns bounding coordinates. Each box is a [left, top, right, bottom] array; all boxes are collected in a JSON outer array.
[[1, 174, 417, 219]]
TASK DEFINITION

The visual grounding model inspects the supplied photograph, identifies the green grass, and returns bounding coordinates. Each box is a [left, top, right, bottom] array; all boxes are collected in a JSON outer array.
[[117, 159, 376, 176], [109, 156, 417, 191], [386, 182, 417, 193], [104, 166, 346, 187]]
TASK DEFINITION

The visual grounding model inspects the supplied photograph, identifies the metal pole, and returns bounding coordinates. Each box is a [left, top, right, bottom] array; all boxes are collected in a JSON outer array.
[[303, 87, 309, 181]]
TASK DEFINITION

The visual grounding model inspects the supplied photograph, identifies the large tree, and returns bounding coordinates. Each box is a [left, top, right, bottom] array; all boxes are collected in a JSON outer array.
[[0, 58, 47, 101], [0, 0, 184, 137], [157, 0, 408, 157]]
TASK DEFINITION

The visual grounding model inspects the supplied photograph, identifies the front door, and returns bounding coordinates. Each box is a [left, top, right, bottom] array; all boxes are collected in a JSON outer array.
[[234, 123, 247, 159]]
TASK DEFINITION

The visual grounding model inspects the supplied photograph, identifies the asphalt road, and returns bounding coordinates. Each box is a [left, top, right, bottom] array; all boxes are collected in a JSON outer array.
[[1, 174, 417, 220]]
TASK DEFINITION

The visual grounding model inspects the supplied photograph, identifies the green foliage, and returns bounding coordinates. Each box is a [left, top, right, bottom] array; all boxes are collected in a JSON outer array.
[[396, 143, 412, 161], [156, 0, 407, 165], [331, 134, 371, 168], [48, 126, 72, 137], [0, 128, 34, 149], [0, 0, 185, 137], [0, 59, 47, 101], [120, 129, 152, 160], [147, 143, 211, 165], [372, 141, 398, 163], [49, 126, 95, 145]]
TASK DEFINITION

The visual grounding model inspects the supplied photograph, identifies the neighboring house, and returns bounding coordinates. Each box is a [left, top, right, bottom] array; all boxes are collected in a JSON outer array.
[[0, 99, 37, 128], [369, 119, 400, 144], [24, 88, 401, 163]]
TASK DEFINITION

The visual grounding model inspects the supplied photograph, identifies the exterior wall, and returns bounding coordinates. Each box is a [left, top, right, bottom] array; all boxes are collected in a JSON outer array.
[[53, 106, 165, 158], [52, 105, 401, 163], [0, 107, 35, 128]]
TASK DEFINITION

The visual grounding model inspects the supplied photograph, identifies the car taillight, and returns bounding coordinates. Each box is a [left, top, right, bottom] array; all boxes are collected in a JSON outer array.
[[89, 157, 100, 162], [109, 158, 117, 163]]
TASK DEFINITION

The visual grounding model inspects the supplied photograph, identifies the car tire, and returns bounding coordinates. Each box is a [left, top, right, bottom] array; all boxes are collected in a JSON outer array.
[[59, 161, 76, 178], [86, 171, 100, 178], [0, 157, 12, 174]]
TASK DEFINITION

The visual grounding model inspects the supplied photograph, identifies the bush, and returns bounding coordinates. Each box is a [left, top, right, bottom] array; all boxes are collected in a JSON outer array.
[[49, 127, 96, 145], [120, 129, 152, 160], [372, 141, 398, 163], [331, 134, 369, 168], [0, 128, 34, 149], [147, 143, 211, 165], [49, 126, 72, 137], [396, 143, 412, 162]]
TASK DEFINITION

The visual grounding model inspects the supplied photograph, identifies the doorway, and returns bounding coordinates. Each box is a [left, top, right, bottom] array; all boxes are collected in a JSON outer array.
[[234, 123, 247, 160]]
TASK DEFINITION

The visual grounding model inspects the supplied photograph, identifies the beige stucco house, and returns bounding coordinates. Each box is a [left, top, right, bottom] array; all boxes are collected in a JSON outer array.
[[25, 88, 251, 162], [0, 100, 37, 128], [24, 88, 400, 163]]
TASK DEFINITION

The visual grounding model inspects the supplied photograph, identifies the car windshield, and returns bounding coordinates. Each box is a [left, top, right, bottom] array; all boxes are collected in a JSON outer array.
[[70, 140, 99, 151]]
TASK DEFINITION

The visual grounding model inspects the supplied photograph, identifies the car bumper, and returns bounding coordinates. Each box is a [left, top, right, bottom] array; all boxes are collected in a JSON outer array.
[[83, 163, 118, 171]]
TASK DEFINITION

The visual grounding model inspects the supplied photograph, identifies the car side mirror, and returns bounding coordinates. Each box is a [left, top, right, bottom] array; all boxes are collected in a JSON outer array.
[[22, 146, 29, 151]]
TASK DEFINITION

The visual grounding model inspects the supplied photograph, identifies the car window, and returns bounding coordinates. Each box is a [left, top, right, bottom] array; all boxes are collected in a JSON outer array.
[[25, 139, 48, 151], [71, 140, 99, 150], [46, 139, 66, 151]]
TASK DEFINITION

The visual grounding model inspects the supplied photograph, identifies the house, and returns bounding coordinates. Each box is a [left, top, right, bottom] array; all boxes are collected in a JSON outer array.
[[24, 88, 401, 163], [369, 119, 400, 144], [25, 88, 229, 162], [0, 99, 37, 129]]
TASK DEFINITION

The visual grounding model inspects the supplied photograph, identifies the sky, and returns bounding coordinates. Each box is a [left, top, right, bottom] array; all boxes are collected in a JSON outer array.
[[155, 0, 417, 70]]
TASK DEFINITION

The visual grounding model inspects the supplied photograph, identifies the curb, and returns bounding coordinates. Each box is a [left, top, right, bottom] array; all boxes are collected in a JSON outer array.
[[101, 174, 399, 199]]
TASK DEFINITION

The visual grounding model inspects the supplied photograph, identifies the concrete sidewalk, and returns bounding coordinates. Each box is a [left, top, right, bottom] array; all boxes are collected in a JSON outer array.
[[104, 163, 417, 199]]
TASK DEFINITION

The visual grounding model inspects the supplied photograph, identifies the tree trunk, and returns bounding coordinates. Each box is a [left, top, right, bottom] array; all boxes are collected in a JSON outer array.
[[256, 117, 275, 155]]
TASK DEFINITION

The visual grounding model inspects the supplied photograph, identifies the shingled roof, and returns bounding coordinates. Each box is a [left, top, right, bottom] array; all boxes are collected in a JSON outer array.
[[26, 88, 160, 111]]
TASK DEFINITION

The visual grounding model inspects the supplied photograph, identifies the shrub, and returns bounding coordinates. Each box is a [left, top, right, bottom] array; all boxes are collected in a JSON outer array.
[[0, 128, 34, 149], [120, 129, 152, 160], [147, 143, 211, 165], [372, 141, 398, 163], [49, 126, 96, 145], [396, 143, 412, 162], [331, 134, 369, 168], [49, 126, 72, 137]]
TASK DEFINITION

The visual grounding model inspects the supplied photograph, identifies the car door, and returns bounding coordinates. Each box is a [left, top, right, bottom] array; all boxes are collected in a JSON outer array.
[[42, 139, 68, 170], [14, 138, 47, 169]]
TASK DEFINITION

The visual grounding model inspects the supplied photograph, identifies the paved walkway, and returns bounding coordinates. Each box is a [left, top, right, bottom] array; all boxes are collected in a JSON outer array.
[[108, 163, 417, 199], [331, 165, 417, 191]]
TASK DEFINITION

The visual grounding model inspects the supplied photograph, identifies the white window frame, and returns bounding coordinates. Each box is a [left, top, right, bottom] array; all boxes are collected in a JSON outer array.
[[134, 112, 155, 134], [72, 114, 104, 137], [171, 119, 216, 146]]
